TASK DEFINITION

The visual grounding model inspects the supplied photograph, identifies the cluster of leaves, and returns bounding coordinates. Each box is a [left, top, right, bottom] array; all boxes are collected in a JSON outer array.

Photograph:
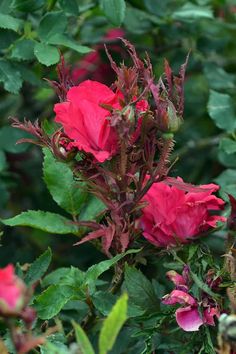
[[0, 0, 236, 353]]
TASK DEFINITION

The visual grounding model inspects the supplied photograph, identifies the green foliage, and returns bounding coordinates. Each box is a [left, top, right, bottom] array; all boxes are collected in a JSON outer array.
[[73, 321, 95, 354], [0, 59, 22, 93], [100, 0, 126, 26], [99, 293, 128, 354], [172, 3, 213, 21], [1, 210, 79, 234], [0, 13, 23, 32], [207, 90, 236, 132], [24, 247, 52, 286], [124, 266, 159, 313], [34, 42, 60, 66], [0, 0, 236, 352], [35, 284, 75, 319], [43, 148, 87, 216]]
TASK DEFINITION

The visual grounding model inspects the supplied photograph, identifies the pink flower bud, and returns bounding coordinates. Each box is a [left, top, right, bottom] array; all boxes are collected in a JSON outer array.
[[0, 265, 26, 314]]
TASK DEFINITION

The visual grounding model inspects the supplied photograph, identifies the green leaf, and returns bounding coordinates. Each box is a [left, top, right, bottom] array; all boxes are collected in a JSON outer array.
[[220, 138, 236, 155], [1, 210, 79, 235], [100, 0, 126, 26], [43, 148, 87, 216], [42, 267, 85, 288], [0, 59, 22, 93], [58, 0, 79, 15], [11, 0, 44, 12], [38, 11, 67, 42], [24, 248, 52, 286], [34, 42, 60, 66], [204, 64, 235, 90], [172, 3, 213, 21], [207, 90, 236, 133], [11, 39, 35, 60], [0, 150, 7, 172], [92, 291, 117, 316], [124, 266, 159, 312], [72, 321, 95, 354], [99, 293, 128, 354], [47, 34, 92, 54], [0, 13, 23, 32], [124, 7, 156, 35], [34, 284, 75, 319], [85, 249, 140, 292], [215, 169, 236, 198], [0, 126, 30, 153]]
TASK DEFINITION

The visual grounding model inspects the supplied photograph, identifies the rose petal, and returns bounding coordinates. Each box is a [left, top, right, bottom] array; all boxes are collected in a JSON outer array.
[[176, 307, 204, 332], [162, 290, 196, 306]]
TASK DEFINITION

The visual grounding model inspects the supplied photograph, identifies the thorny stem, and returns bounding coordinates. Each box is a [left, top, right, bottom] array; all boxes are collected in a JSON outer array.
[[133, 137, 174, 206], [109, 262, 125, 294]]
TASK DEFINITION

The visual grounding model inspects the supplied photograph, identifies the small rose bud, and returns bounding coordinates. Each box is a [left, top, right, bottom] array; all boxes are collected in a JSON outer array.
[[167, 100, 182, 133], [0, 265, 26, 315]]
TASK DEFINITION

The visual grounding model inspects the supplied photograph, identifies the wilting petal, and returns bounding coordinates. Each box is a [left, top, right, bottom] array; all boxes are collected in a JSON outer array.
[[203, 307, 219, 326], [162, 290, 196, 306], [166, 270, 187, 287], [176, 307, 204, 332]]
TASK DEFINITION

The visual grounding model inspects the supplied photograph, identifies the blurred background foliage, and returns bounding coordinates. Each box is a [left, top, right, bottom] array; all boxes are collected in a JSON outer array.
[[0, 0, 235, 271]]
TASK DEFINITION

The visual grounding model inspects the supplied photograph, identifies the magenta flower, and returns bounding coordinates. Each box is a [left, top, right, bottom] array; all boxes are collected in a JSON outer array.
[[162, 268, 220, 332], [54, 80, 122, 162], [0, 264, 26, 313], [141, 178, 226, 247]]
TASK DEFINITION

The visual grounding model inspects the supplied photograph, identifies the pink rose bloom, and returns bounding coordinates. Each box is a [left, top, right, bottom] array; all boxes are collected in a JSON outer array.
[[141, 178, 226, 247], [162, 268, 220, 332], [54, 80, 122, 162], [0, 264, 25, 313]]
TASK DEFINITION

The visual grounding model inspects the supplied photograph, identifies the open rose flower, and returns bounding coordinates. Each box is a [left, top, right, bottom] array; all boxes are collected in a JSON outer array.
[[162, 268, 220, 332], [54, 80, 122, 162], [0, 264, 26, 314], [140, 178, 226, 247]]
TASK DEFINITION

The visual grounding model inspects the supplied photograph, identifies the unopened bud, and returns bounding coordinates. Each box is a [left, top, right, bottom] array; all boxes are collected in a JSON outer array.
[[166, 100, 182, 133], [0, 265, 26, 316]]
